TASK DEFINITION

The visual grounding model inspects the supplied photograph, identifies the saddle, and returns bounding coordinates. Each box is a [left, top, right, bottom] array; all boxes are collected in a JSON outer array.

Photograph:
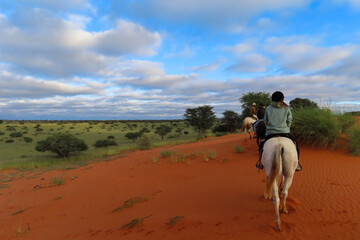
[[256, 132, 302, 171]]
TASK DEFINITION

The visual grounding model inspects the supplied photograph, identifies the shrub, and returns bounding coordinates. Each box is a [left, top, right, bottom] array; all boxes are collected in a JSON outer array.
[[336, 113, 356, 133], [94, 139, 117, 148], [155, 125, 172, 140], [291, 108, 340, 147], [35, 133, 88, 158], [10, 132, 23, 138], [125, 132, 141, 141], [137, 133, 151, 150], [5, 139, 14, 143], [235, 145, 243, 153], [23, 136, 33, 144], [0, 131, 4, 135], [107, 135, 115, 139], [346, 127, 360, 156]]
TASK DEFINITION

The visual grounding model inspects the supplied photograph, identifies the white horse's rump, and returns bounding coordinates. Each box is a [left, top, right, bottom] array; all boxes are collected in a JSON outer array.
[[240, 116, 257, 140], [261, 137, 298, 231]]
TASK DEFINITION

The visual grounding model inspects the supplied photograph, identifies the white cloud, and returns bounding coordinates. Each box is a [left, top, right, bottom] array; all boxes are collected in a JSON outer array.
[[0, 70, 103, 98], [332, 0, 360, 9], [227, 54, 272, 73], [0, 11, 161, 77], [265, 37, 357, 72], [223, 43, 253, 56], [93, 19, 161, 56], [190, 59, 226, 72], [15, 0, 95, 12]]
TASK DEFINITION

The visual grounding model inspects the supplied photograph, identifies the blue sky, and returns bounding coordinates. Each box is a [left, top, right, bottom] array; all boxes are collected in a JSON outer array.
[[0, 0, 359, 120]]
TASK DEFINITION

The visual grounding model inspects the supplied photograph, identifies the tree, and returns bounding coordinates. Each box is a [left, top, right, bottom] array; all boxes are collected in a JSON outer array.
[[222, 110, 241, 133], [155, 125, 172, 140], [290, 98, 318, 110], [125, 132, 142, 141], [184, 105, 216, 139], [35, 133, 88, 158], [239, 92, 271, 120], [23, 136, 33, 144]]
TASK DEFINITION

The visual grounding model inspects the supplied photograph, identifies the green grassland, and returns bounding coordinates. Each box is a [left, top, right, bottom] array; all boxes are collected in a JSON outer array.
[[0, 120, 200, 170]]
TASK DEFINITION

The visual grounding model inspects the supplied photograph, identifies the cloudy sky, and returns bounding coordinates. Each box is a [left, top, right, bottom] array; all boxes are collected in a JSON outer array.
[[0, 0, 359, 120]]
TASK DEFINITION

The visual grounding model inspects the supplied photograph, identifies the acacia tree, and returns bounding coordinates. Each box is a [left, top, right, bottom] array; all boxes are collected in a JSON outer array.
[[184, 105, 216, 139], [35, 133, 88, 158], [290, 98, 318, 110], [239, 92, 271, 120], [155, 125, 172, 140], [222, 110, 241, 133]]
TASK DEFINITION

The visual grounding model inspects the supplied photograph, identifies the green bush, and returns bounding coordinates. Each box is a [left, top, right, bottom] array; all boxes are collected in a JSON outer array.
[[137, 133, 151, 150], [10, 132, 23, 138], [35, 133, 88, 157], [291, 108, 340, 147], [94, 139, 117, 148], [5, 139, 14, 143], [336, 113, 356, 133], [346, 127, 360, 156]]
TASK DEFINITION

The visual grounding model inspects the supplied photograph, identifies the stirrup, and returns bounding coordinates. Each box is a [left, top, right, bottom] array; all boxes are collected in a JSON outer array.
[[256, 160, 263, 170], [296, 163, 302, 172]]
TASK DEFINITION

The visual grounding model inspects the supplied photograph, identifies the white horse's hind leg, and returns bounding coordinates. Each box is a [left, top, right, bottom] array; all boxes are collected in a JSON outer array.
[[280, 174, 295, 214], [272, 182, 281, 231]]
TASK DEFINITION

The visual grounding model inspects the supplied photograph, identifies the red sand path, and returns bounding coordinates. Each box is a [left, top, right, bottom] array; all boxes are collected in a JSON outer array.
[[0, 133, 360, 240]]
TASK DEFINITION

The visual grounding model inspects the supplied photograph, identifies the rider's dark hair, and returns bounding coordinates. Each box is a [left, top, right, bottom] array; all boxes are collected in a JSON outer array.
[[271, 91, 284, 102]]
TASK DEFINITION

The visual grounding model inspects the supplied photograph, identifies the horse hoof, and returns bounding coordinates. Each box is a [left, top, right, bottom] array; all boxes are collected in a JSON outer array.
[[275, 225, 282, 232], [280, 208, 288, 214]]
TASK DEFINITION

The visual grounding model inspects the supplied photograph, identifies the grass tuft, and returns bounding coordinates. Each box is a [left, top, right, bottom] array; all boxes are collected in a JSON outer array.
[[112, 196, 148, 213], [291, 108, 340, 148], [121, 216, 150, 230], [346, 127, 360, 156], [166, 215, 184, 226], [235, 145, 243, 153]]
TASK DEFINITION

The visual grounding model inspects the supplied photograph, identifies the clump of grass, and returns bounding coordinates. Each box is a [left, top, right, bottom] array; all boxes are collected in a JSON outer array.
[[291, 108, 340, 148], [137, 133, 151, 150], [12, 209, 25, 215], [337, 113, 356, 133], [166, 215, 184, 226], [152, 156, 158, 163], [112, 196, 148, 213], [52, 177, 63, 185], [159, 149, 176, 158], [121, 216, 150, 230], [346, 127, 360, 156], [235, 145, 243, 153], [207, 149, 217, 159]]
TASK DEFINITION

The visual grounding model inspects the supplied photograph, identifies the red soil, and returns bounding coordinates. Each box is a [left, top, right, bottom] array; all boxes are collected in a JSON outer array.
[[1, 133, 360, 240]]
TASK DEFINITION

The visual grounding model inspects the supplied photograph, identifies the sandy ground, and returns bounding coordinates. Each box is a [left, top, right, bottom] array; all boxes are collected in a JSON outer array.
[[0, 130, 360, 240]]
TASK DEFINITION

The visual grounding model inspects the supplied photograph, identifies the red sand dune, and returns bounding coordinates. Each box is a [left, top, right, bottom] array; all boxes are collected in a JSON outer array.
[[1, 131, 360, 240]]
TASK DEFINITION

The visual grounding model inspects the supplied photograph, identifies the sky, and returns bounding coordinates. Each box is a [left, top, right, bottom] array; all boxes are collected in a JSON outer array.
[[0, 0, 360, 120]]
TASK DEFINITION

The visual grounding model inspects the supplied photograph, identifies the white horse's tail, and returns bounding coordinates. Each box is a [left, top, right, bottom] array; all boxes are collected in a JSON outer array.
[[265, 143, 282, 197]]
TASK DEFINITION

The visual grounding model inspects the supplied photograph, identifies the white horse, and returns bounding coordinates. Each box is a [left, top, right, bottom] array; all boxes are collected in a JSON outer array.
[[262, 137, 298, 231], [240, 116, 257, 140]]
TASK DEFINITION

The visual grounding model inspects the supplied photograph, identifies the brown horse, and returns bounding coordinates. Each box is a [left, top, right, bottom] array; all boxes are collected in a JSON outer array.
[[239, 116, 257, 140]]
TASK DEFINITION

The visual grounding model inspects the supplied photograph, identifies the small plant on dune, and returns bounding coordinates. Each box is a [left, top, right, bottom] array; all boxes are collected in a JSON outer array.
[[291, 108, 340, 148], [207, 149, 217, 159], [137, 133, 151, 150], [166, 215, 184, 226], [52, 177, 63, 186], [121, 216, 150, 230], [112, 196, 148, 213], [346, 127, 360, 156], [160, 149, 176, 158], [235, 145, 243, 153], [152, 156, 159, 163]]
